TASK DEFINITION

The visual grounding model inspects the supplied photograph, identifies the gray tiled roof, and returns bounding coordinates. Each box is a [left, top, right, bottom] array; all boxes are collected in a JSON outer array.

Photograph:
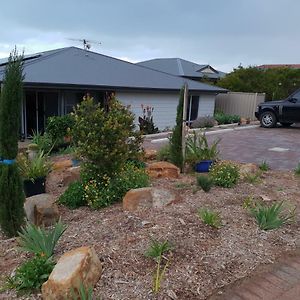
[[0, 47, 226, 93], [137, 58, 226, 80]]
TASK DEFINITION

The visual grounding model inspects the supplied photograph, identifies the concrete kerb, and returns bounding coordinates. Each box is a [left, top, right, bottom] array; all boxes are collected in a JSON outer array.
[[149, 124, 260, 144]]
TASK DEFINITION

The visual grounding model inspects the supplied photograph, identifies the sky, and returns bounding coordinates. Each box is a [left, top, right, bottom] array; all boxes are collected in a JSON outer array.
[[0, 0, 299, 72]]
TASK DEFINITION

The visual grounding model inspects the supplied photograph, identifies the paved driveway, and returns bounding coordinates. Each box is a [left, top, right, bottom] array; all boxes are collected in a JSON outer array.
[[144, 124, 300, 170]]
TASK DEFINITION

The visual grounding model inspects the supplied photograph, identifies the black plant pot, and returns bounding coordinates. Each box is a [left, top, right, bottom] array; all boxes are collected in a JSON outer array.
[[24, 176, 46, 197]]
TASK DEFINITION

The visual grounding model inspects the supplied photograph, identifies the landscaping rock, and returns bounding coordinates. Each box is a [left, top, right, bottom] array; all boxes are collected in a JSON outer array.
[[123, 187, 179, 211], [53, 159, 73, 170], [144, 149, 157, 160], [146, 161, 180, 178], [62, 166, 81, 186], [24, 194, 59, 227], [239, 163, 259, 179], [42, 246, 102, 300]]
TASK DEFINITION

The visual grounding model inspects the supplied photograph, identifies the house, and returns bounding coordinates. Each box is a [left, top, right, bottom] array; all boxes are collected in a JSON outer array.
[[257, 64, 300, 70], [0, 47, 226, 137], [137, 58, 226, 83]]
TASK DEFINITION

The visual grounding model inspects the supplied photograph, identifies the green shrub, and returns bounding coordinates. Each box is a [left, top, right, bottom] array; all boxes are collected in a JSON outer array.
[[259, 160, 270, 171], [145, 239, 173, 259], [7, 255, 54, 292], [73, 95, 143, 177], [243, 172, 262, 184], [32, 131, 54, 154], [138, 105, 159, 134], [83, 162, 149, 209], [46, 114, 75, 143], [214, 112, 240, 125], [157, 144, 171, 162], [210, 161, 239, 188], [250, 202, 295, 231], [198, 208, 222, 228], [58, 181, 85, 209], [186, 131, 220, 165], [18, 220, 67, 258], [295, 163, 300, 176], [196, 175, 214, 192], [17, 151, 52, 181]]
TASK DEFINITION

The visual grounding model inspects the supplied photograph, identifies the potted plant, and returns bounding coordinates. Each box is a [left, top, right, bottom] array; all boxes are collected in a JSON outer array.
[[17, 151, 52, 197], [186, 131, 220, 172]]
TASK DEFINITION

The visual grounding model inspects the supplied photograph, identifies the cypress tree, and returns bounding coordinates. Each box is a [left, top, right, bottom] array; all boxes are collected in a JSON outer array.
[[170, 87, 184, 171], [0, 48, 25, 237]]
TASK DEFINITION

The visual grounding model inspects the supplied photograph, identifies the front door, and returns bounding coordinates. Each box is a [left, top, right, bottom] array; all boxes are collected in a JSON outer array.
[[25, 91, 59, 137]]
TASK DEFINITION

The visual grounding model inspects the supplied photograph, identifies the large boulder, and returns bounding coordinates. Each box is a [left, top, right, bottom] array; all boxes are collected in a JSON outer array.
[[52, 159, 73, 171], [62, 166, 81, 186], [144, 149, 157, 160], [239, 163, 259, 179], [123, 187, 179, 211], [42, 246, 102, 300], [24, 194, 59, 227], [146, 161, 180, 179]]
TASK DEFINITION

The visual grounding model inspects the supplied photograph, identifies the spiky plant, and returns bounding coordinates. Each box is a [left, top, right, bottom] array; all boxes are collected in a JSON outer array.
[[0, 48, 25, 237]]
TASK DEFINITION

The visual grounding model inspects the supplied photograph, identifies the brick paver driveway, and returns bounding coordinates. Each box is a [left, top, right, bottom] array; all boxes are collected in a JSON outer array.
[[144, 124, 300, 171]]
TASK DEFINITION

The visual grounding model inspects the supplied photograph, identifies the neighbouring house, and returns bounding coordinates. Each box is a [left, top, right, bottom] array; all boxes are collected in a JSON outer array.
[[137, 58, 226, 83], [0, 47, 226, 137], [257, 64, 300, 70]]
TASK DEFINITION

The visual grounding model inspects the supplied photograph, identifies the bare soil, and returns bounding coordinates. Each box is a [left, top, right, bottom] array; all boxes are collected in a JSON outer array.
[[1, 163, 300, 299]]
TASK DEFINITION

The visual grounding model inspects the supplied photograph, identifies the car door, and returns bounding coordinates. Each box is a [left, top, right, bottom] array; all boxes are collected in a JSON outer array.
[[282, 91, 300, 122]]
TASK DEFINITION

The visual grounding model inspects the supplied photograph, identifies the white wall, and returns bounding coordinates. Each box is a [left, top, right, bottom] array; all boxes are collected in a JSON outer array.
[[116, 91, 179, 130], [197, 94, 216, 117], [117, 91, 217, 130]]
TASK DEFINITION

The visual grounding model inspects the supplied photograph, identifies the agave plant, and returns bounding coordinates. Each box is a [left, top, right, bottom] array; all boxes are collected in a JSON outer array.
[[18, 220, 67, 258]]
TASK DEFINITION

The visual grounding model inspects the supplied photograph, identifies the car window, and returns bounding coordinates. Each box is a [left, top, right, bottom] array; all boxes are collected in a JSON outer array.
[[292, 90, 300, 99]]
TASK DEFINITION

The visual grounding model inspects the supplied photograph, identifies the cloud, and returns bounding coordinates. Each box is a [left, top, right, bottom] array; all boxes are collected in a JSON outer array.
[[0, 0, 299, 72]]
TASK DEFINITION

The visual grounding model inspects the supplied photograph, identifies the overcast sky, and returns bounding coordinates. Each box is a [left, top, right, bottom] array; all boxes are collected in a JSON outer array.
[[0, 0, 299, 72]]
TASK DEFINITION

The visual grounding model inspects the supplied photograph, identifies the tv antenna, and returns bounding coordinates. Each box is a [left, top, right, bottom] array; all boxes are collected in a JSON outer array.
[[67, 38, 101, 50]]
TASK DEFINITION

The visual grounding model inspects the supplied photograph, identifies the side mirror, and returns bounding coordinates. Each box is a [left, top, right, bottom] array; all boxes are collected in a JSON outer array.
[[288, 98, 297, 103]]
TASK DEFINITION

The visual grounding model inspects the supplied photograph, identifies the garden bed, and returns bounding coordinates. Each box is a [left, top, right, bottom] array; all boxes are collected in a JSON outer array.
[[1, 168, 300, 299]]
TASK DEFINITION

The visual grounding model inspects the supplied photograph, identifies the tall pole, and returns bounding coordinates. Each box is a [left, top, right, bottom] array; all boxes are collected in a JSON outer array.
[[182, 83, 189, 171]]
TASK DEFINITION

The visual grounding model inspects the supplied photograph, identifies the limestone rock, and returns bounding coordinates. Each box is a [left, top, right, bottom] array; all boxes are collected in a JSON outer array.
[[144, 149, 157, 160], [42, 246, 102, 300], [62, 166, 81, 186], [147, 161, 180, 179], [123, 187, 179, 211], [24, 194, 59, 227], [239, 163, 259, 179], [53, 159, 72, 171]]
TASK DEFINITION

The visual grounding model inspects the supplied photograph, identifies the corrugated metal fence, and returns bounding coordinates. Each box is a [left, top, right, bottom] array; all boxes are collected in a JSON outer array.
[[215, 92, 265, 120]]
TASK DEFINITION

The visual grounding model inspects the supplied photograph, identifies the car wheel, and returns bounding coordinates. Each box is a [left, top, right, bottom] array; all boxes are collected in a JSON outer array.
[[280, 122, 293, 127], [260, 111, 277, 128]]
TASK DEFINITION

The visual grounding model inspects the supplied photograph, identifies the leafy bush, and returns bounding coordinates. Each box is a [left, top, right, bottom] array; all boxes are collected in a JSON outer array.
[[243, 171, 262, 184], [32, 131, 54, 154], [145, 239, 173, 259], [295, 163, 300, 176], [250, 202, 295, 231], [46, 114, 75, 142], [191, 116, 215, 128], [138, 105, 159, 134], [157, 144, 171, 162], [17, 151, 52, 181], [73, 95, 143, 177], [83, 162, 149, 209], [197, 175, 214, 192], [214, 112, 240, 125], [198, 208, 222, 228], [259, 160, 270, 171], [186, 131, 220, 164], [7, 255, 54, 292], [18, 220, 67, 258], [210, 161, 239, 188], [58, 181, 85, 209]]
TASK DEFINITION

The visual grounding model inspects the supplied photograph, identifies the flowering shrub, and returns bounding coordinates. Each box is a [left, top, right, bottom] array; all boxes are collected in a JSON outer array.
[[138, 104, 159, 134], [209, 161, 239, 188], [83, 162, 149, 209]]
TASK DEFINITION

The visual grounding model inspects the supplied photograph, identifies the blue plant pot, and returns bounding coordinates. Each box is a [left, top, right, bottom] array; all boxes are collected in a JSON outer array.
[[71, 159, 81, 167], [195, 160, 214, 173]]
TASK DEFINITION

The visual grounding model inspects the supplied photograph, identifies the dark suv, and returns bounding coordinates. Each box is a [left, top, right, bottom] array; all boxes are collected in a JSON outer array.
[[255, 89, 300, 128]]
